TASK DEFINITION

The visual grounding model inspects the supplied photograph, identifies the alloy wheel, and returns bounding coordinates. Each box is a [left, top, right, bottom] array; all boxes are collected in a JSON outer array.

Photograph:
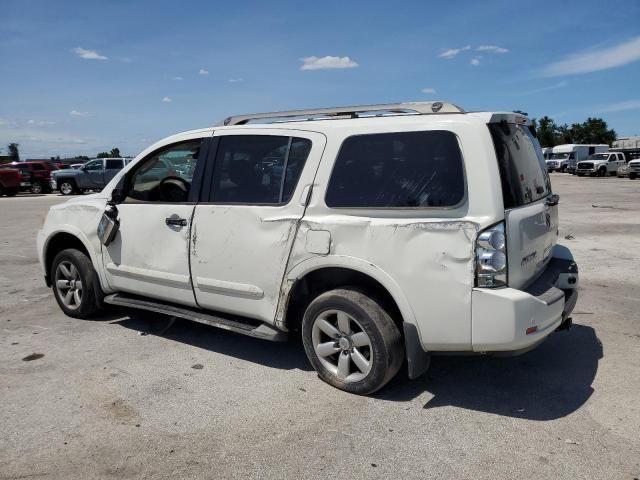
[[60, 182, 74, 195], [311, 309, 373, 383], [55, 261, 83, 310]]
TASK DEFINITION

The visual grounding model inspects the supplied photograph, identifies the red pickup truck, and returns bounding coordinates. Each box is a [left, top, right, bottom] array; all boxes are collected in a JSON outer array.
[[0, 168, 20, 196], [0, 161, 54, 193]]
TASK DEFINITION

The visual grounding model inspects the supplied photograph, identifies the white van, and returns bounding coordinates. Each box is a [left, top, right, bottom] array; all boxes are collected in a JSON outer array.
[[546, 144, 609, 173]]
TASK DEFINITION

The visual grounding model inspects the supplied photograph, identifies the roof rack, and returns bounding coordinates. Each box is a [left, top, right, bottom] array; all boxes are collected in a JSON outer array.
[[217, 101, 465, 126]]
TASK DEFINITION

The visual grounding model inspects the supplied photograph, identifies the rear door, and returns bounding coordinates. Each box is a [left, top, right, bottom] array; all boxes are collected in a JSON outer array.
[[104, 159, 124, 185], [489, 122, 558, 289], [189, 128, 325, 323]]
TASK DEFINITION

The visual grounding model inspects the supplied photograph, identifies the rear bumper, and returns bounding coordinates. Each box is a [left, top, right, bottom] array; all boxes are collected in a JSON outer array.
[[471, 248, 578, 352]]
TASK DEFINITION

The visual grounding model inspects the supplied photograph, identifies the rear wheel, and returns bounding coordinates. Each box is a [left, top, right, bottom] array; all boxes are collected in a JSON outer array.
[[59, 180, 76, 195], [51, 249, 102, 318], [31, 181, 43, 194], [5, 187, 18, 196], [302, 288, 404, 395]]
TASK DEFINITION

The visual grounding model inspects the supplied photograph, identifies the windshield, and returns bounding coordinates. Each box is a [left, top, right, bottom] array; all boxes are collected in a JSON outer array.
[[588, 153, 609, 160], [489, 122, 552, 209], [550, 153, 569, 159]]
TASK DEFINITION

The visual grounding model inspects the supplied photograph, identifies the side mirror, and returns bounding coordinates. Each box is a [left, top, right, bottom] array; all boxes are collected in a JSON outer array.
[[111, 177, 126, 203]]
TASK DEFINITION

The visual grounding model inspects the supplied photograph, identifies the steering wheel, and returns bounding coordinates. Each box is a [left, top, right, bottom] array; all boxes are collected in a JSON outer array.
[[158, 176, 190, 202]]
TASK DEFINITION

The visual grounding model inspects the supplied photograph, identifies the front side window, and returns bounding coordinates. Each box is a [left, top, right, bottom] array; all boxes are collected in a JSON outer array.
[[326, 131, 465, 208], [84, 160, 103, 171], [208, 135, 311, 204], [126, 140, 202, 203], [489, 122, 551, 208]]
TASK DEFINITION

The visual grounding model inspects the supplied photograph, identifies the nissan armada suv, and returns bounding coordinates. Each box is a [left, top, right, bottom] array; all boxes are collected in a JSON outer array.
[[37, 102, 578, 394]]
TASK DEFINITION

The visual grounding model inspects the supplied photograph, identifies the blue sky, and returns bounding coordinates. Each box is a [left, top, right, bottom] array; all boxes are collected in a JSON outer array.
[[1, 0, 639, 158]]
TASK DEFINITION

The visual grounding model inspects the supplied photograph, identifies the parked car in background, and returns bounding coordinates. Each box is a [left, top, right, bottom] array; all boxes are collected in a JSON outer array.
[[0, 161, 54, 193], [548, 144, 609, 173], [628, 159, 640, 179], [541, 147, 553, 160], [37, 101, 578, 395], [576, 152, 626, 176], [0, 167, 21, 196], [617, 163, 630, 178], [51, 158, 131, 195]]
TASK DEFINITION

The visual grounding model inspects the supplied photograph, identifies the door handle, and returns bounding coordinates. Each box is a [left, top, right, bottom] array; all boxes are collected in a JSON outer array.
[[165, 216, 187, 227]]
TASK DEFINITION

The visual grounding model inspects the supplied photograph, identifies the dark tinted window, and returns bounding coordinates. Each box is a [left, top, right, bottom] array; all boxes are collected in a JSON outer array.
[[84, 160, 103, 171], [105, 159, 123, 169], [325, 131, 465, 208], [209, 135, 311, 204], [489, 122, 551, 208]]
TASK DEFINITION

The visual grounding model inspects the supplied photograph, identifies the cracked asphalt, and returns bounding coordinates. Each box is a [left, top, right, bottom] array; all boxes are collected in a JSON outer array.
[[1, 176, 639, 479]]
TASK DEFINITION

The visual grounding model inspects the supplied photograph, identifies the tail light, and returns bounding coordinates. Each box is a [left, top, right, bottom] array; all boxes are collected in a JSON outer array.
[[475, 222, 507, 288]]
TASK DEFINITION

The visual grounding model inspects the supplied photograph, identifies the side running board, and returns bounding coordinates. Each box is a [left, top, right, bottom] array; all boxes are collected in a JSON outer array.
[[104, 293, 288, 342]]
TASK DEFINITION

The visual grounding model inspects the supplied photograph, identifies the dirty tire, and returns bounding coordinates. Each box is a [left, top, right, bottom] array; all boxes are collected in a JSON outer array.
[[302, 288, 403, 395], [51, 248, 102, 319]]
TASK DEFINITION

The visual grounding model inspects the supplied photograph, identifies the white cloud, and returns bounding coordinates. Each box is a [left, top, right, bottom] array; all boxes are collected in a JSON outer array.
[[27, 119, 56, 127], [476, 45, 509, 54], [73, 47, 108, 60], [0, 118, 17, 127], [228, 77, 243, 83], [162, 97, 172, 103], [172, 76, 184, 80], [300, 56, 359, 70], [199, 68, 209, 75], [69, 110, 89, 117], [470, 56, 482, 66], [421, 87, 436, 94], [541, 36, 640, 77], [601, 99, 640, 113], [439, 46, 471, 59]]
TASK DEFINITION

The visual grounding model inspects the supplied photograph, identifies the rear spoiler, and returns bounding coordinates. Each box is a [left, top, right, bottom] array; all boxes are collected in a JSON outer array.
[[488, 113, 530, 126]]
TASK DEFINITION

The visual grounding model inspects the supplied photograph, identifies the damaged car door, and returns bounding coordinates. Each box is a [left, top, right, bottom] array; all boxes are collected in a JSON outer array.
[[189, 129, 325, 322], [101, 136, 208, 306]]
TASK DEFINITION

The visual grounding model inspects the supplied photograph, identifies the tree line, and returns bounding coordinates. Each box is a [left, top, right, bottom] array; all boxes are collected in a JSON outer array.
[[531, 116, 617, 148], [1, 144, 123, 162]]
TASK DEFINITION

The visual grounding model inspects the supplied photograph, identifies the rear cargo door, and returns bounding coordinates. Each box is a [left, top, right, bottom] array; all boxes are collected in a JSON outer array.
[[489, 122, 558, 290]]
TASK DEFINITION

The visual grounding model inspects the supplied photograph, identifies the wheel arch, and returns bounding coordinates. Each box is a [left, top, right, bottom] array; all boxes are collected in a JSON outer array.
[[42, 228, 100, 287], [278, 256, 417, 333]]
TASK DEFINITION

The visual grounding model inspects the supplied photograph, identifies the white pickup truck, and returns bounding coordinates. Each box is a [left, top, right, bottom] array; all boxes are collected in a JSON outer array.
[[576, 152, 626, 176]]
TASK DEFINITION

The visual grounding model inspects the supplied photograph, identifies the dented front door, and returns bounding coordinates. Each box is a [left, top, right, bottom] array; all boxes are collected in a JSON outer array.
[[190, 129, 326, 323]]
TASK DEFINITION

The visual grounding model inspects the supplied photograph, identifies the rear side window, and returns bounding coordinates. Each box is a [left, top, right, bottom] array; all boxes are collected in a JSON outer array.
[[489, 122, 551, 209], [105, 159, 123, 169], [208, 135, 311, 204], [325, 131, 465, 208]]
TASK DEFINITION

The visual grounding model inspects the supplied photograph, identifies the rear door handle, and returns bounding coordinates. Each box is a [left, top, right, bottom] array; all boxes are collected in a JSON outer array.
[[165, 216, 187, 227], [546, 194, 560, 206]]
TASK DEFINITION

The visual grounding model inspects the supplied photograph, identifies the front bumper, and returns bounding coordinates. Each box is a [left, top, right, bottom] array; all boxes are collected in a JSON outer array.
[[49, 179, 57, 190], [471, 249, 578, 352]]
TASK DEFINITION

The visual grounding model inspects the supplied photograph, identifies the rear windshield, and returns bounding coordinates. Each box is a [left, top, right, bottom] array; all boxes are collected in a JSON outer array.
[[489, 122, 551, 209]]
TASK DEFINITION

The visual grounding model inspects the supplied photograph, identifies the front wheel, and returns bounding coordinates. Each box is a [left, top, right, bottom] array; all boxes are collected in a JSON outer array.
[[51, 249, 103, 318], [630, 173, 637, 180], [302, 288, 404, 395], [59, 181, 76, 195], [598, 167, 607, 177]]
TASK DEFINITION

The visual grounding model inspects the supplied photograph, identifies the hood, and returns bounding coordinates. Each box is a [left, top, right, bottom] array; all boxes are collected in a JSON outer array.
[[52, 169, 81, 177]]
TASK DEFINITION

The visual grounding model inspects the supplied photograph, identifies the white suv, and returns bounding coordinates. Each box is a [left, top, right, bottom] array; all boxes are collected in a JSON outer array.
[[37, 102, 579, 394]]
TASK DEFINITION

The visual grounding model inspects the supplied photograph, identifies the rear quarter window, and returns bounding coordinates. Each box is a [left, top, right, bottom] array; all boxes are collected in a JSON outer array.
[[325, 130, 465, 208]]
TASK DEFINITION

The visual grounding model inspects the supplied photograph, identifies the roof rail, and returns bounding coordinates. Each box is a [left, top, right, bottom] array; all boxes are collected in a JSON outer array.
[[217, 101, 465, 126]]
